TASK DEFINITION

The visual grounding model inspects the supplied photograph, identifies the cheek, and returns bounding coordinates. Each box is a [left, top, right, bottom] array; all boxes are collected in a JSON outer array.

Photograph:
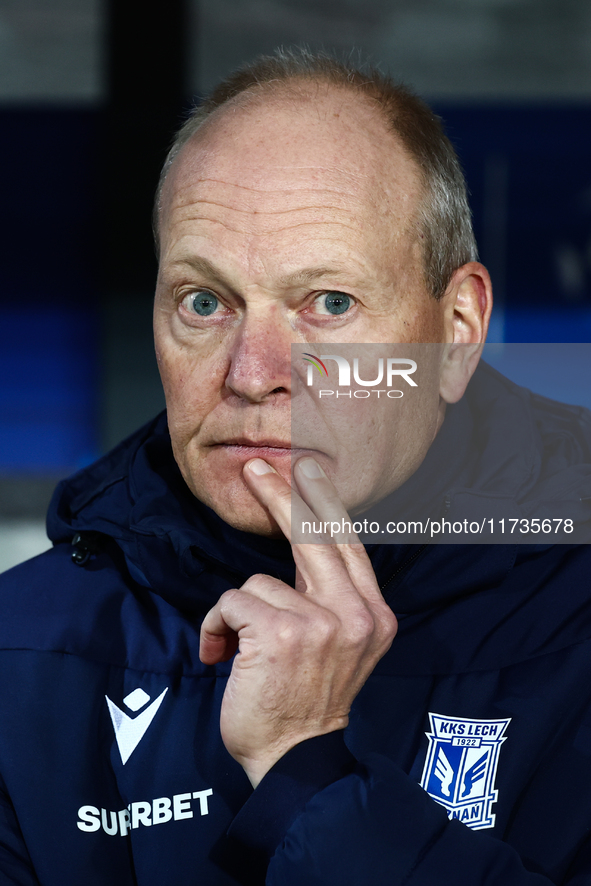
[[155, 337, 224, 445], [157, 349, 192, 410]]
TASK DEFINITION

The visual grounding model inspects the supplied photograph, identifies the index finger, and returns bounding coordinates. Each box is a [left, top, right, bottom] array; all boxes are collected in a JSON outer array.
[[242, 457, 331, 544], [290, 457, 386, 606], [243, 457, 359, 545], [244, 456, 360, 545], [243, 457, 383, 606]]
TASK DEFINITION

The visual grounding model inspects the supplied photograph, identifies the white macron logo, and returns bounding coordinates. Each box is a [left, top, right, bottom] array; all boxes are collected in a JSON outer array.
[[106, 687, 168, 764]]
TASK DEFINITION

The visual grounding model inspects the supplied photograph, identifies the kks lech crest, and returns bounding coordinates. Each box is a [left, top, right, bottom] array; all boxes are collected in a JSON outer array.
[[419, 713, 511, 830]]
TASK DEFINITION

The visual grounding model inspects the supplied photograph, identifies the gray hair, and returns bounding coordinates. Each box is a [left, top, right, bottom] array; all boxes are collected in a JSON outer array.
[[154, 48, 478, 299]]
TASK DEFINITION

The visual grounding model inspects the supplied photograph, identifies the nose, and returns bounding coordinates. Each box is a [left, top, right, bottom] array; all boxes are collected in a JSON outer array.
[[225, 309, 292, 403]]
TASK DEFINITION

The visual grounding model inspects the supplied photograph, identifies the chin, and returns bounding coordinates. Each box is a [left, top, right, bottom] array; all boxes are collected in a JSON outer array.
[[186, 470, 284, 537], [214, 500, 284, 537]]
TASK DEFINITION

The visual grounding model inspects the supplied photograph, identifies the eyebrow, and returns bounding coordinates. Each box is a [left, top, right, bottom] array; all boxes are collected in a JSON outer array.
[[169, 256, 356, 288], [277, 267, 352, 287], [169, 256, 227, 282]]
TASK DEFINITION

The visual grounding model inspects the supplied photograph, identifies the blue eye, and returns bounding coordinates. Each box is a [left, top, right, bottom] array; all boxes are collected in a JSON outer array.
[[191, 290, 219, 316], [319, 292, 351, 315]]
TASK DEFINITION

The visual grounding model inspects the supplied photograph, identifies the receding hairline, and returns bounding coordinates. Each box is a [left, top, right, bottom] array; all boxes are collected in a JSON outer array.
[[153, 49, 478, 299], [185, 73, 409, 133], [157, 77, 428, 245]]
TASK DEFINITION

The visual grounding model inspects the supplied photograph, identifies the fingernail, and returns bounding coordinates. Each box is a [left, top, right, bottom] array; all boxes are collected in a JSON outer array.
[[247, 458, 276, 475], [298, 458, 325, 479]]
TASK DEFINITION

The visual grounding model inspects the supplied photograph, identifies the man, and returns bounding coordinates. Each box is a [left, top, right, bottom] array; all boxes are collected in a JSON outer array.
[[0, 49, 590, 885]]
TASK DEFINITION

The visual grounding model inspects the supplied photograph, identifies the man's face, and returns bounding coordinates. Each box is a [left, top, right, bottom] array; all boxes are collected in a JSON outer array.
[[154, 87, 456, 534]]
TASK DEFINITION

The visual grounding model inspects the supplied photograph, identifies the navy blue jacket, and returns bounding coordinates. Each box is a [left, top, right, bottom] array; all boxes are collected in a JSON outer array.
[[1, 363, 591, 884]]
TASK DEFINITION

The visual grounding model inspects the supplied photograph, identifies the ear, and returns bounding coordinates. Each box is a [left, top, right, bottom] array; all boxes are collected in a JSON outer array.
[[439, 262, 493, 404]]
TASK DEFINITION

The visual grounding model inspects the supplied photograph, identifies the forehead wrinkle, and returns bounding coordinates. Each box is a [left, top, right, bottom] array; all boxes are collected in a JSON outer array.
[[165, 229, 383, 290], [165, 181, 398, 242], [166, 211, 366, 239], [169, 155, 393, 214], [178, 169, 373, 191], [173, 199, 364, 218], [169, 181, 381, 217]]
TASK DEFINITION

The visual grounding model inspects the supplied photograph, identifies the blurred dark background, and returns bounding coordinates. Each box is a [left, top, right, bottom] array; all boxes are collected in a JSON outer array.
[[2, 0, 591, 568]]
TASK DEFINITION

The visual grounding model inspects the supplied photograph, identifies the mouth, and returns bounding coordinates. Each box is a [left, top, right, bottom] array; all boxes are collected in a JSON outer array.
[[212, 437, 290, 454], [211, 438, 315, 459]]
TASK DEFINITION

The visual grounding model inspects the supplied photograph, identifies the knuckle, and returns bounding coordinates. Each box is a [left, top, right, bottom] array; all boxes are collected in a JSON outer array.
[[342, 606, 375, 647], [273, 612, 313, 653], [376, 606, 398, 646], [245, 572, 268, 586], [340, 541, 368, 557], [382, 606, 398, 635], [217, 587, 245, 614], [355, 607, 376, 639], [241, 573, 276, 594], [219, 587, 241, 605], [314, 611, 340, 644], [276, 619, 299, 647], [293, 541, 335, 560], [343, 603, 397, 653]]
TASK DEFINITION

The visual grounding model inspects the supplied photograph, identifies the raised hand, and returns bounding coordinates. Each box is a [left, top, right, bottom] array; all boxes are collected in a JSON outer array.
[[199, 457, 398, 787]]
